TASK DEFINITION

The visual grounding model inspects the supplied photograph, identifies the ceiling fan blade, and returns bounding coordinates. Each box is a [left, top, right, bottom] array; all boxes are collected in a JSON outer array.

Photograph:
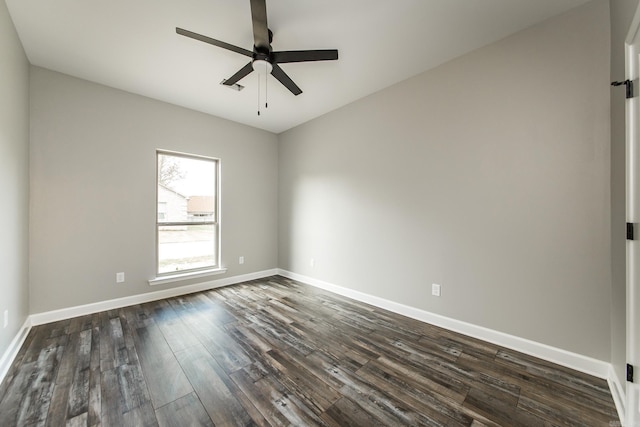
[[272, 49, 339, 64], [271, 64, 302, 95], [176, 27, 253, 57], [250, 0, 270, 51], [224, 62, 255, 86]]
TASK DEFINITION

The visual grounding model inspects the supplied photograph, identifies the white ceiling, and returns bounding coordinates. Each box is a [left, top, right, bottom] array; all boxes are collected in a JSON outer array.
[[6, 0, 591, 134]]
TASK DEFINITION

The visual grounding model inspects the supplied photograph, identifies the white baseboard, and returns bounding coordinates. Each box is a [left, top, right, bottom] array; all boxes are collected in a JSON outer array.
[[0, 318, 32, 386], [608, 365, 626, 426], [30, 269, 279, 326], [277, 269, 611, 380]]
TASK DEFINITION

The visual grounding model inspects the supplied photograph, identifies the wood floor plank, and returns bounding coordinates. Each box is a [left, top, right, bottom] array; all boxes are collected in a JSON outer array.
[[420, 326, 500, 361], [356, 359, 473, 426], [169, 294, 237, 343], [68, 314, 98, 334], [127, 320, 193, 409], [241, 310, 316, 356], [0, 328, 37, 403], [88, 325, 102, 426], [306, 350, 433, 426], [170, 299, 254, 374], [294, 318, 378, 369], [156, 392, 213, 427], [265, 348, 341, 415], [43, 319, 72, 340], [100, 363, 153, 426], [375, 355, 468, 404], [518, 389, 616, 426], [45, 333, 79, 426], [322, 397, 388, 427], [0, 335, 66, 426], [175, 343, 255, 426], [224, 322, 273, 357], [66, 412, 87, 427], [146, 299, 201, 353], [357, 339, 471, 401], [463, 386, 550, 426], [67, 329, 92, 419], [200, 291, 246, 324], [496, 348, 612, 399], [459, 351, 619, 421], [122, 400, 159, 427], [0, 362, 35, 425], [46, 329, 92, 426], [231, 368, 328, 426], [0, 275, 622, 426], [200, 334, 253, 374], [229, 368, 292, 427], [99, 312, 130, 371]]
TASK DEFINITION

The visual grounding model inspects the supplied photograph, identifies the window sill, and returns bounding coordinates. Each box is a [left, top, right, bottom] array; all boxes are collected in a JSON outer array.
[[148, 268, 227, 286]]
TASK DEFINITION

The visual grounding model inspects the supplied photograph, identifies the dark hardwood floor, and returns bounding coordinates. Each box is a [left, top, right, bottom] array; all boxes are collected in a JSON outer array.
[[0, 275, 619, 426]]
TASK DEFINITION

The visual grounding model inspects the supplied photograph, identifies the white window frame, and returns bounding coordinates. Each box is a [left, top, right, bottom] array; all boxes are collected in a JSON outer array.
[[150, 150, 225, 285]]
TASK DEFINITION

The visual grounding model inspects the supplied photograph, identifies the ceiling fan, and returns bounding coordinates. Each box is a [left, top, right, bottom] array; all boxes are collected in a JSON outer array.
[[176, 0, 339, 96]]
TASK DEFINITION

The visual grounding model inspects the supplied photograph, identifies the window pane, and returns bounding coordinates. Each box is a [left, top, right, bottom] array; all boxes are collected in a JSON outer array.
[[156, 151, 219, 276], [158, 224, 217, 273], [158, 154, 217, 224]]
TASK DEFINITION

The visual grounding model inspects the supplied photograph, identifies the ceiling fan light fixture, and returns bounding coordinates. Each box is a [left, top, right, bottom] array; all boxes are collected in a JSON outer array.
[[252, 59, 273, 75]]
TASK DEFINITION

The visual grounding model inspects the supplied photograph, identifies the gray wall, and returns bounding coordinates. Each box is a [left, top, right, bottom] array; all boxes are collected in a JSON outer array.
[[279, 1, 612, 360], [29, 67, 279, 313], [610, 0, 639, 389], [0, 0, 30, 356]]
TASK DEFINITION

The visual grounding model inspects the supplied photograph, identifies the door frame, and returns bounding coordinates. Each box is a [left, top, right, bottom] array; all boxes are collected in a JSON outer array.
[[624, 4, 640, 425]]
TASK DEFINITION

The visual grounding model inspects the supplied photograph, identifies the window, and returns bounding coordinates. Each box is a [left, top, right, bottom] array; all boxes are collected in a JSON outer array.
[[156, 150, 219, 276]]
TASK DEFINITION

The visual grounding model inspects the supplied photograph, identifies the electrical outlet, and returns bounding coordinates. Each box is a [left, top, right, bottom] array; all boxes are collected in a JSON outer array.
[[239, 256, 244, 265], [3, 310, 8, 328], [116, 272, 125, 283], [310, 258, 315, 268], [432, 283, 441, 297]]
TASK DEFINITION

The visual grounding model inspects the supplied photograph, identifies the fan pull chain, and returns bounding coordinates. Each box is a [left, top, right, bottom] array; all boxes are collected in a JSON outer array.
[[257, 74, 261, 116], [265, 62, 268, 109]]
